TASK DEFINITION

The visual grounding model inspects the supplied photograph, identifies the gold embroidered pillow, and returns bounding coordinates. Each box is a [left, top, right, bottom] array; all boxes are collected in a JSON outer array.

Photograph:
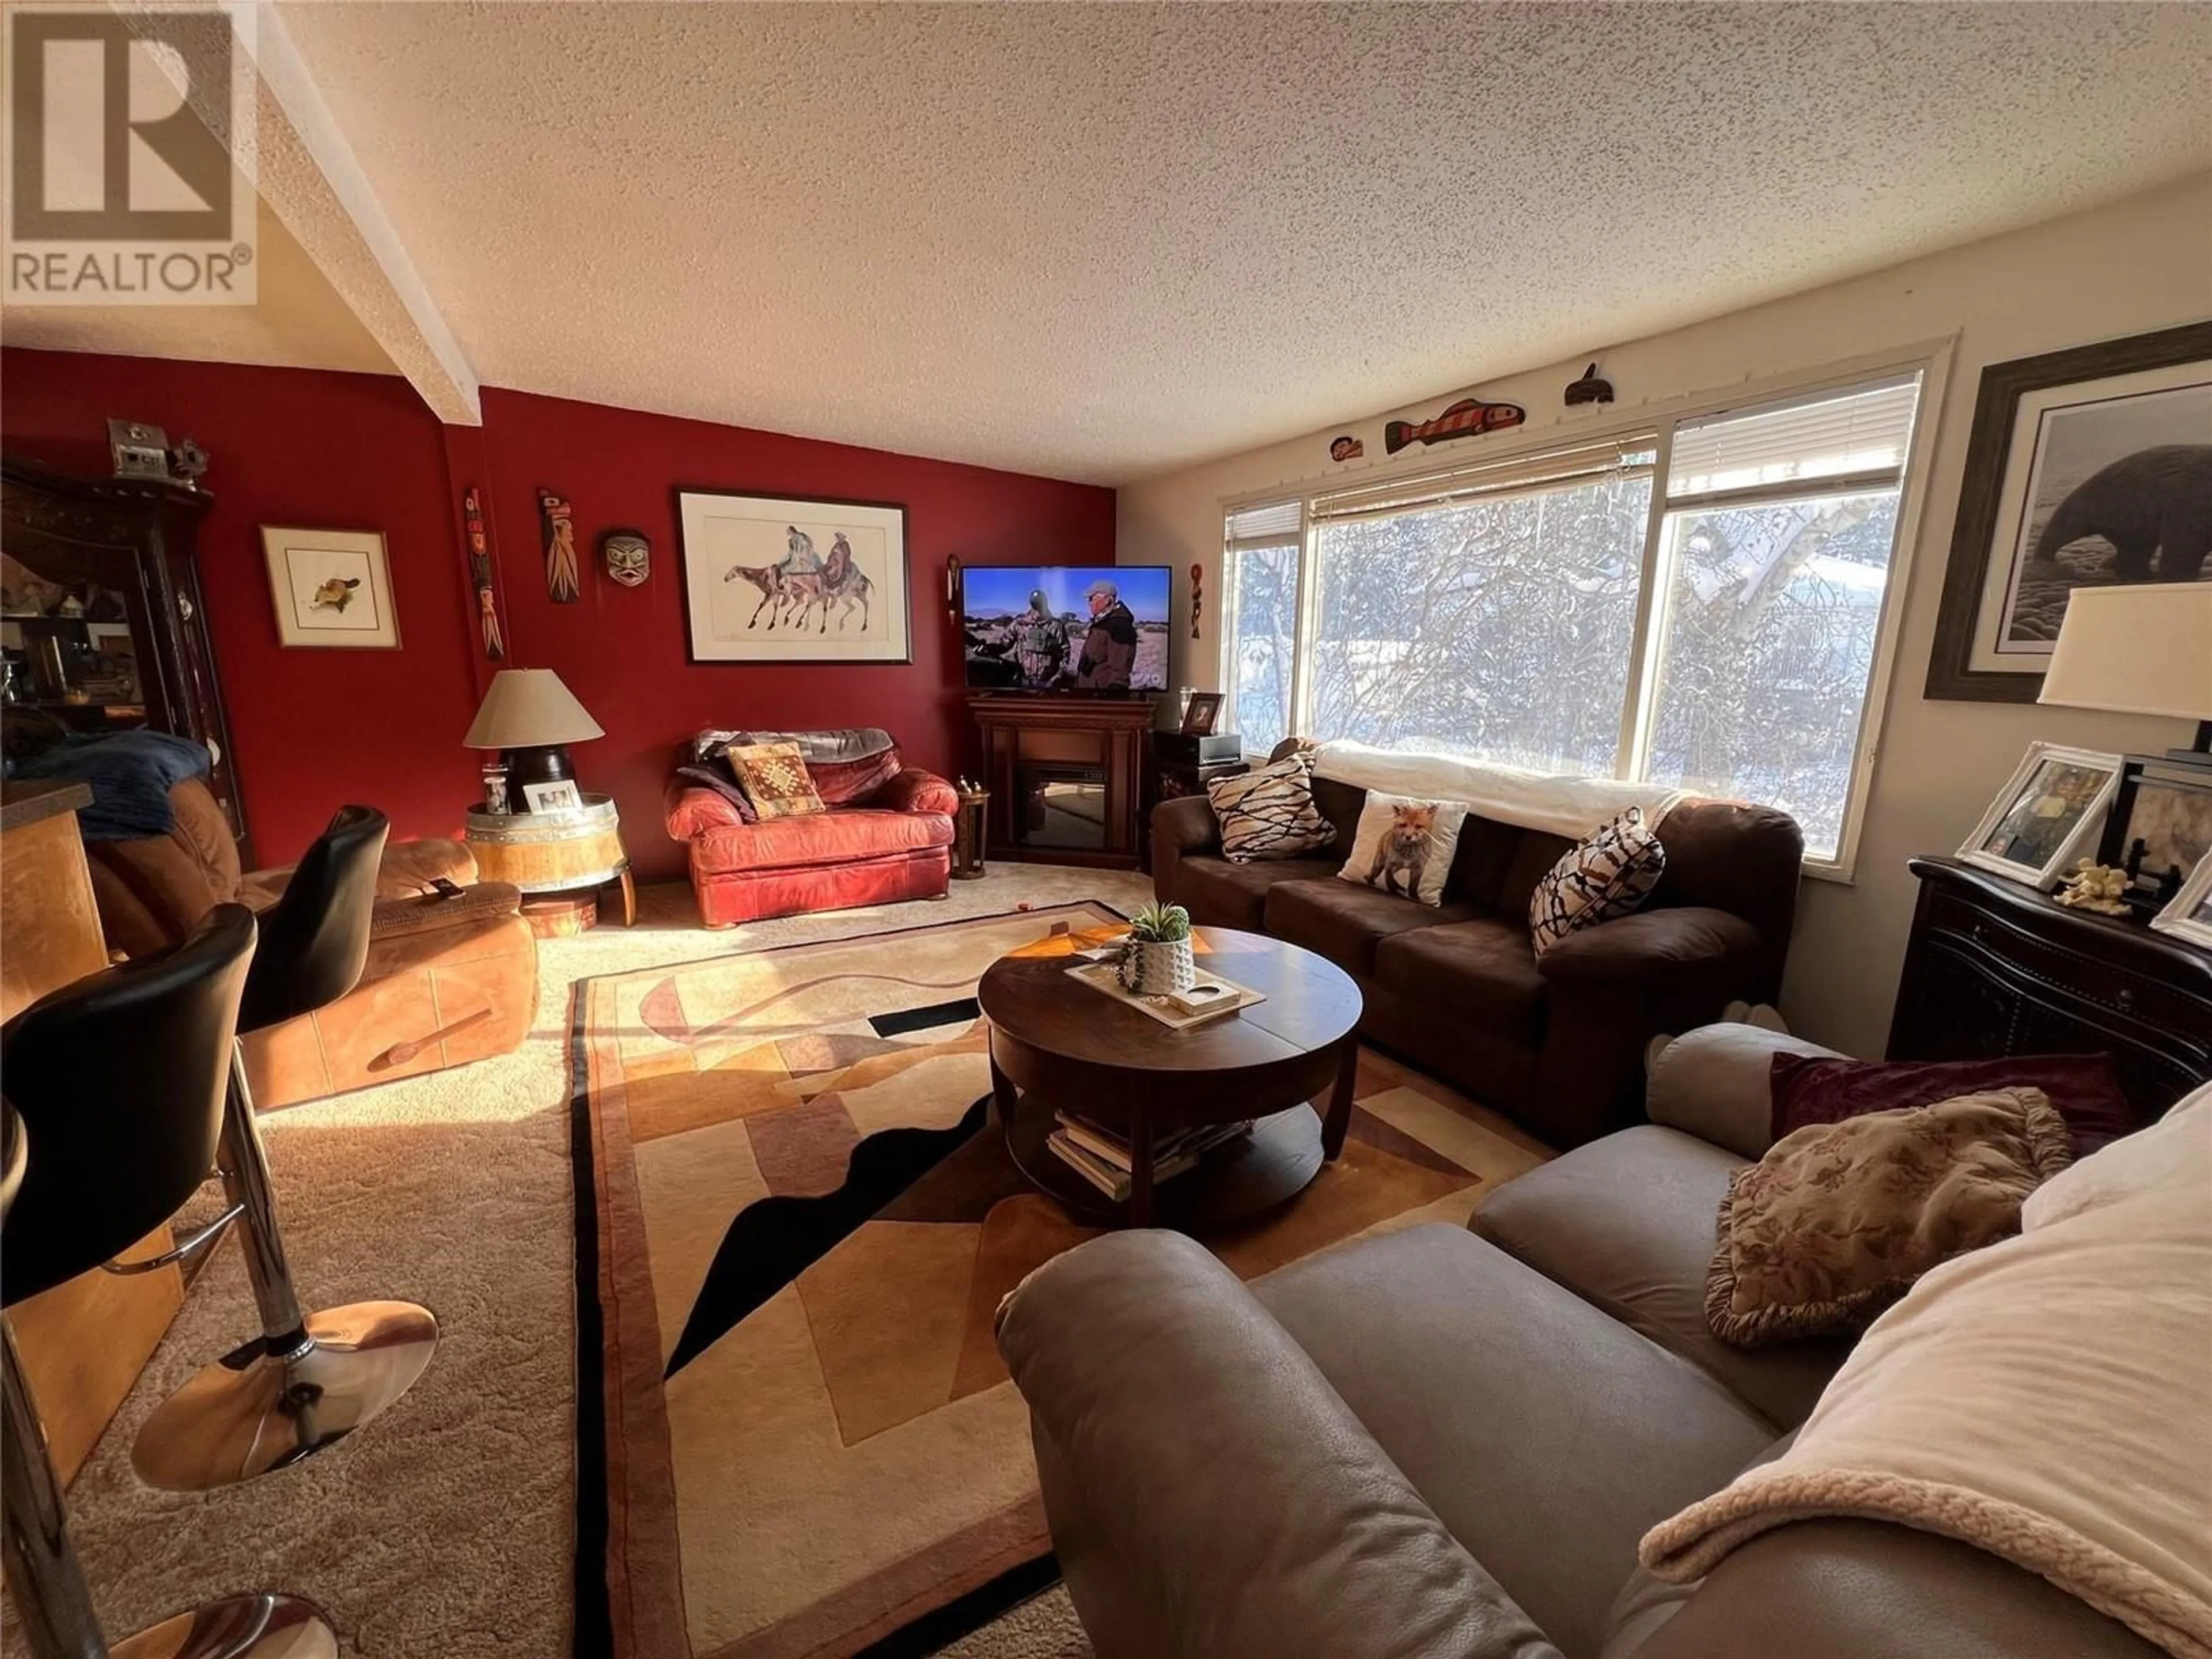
[[722, 740, 825, 820], [1335, 793, 1468, 907], [1706, 1088, 2073, 1350]]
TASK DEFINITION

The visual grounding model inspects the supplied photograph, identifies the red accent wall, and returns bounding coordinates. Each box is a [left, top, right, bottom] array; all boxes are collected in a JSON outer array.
[[2, 350, 1116, 878], [2, 352, 483, 862]]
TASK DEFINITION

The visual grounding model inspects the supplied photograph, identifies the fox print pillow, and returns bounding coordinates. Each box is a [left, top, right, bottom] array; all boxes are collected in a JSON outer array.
[[1337, 793, 1468, 907]]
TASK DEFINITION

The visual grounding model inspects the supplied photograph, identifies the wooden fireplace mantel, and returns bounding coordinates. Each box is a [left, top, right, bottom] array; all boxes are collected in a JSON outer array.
[[969, 692, 1158, 870]]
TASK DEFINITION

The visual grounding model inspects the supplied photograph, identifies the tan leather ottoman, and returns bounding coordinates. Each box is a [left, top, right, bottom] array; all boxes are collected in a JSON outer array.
[[241, 880, 539, 1110]]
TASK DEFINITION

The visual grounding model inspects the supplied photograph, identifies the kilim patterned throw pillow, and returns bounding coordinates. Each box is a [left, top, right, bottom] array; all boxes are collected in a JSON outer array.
[[1528, 806, 1665, 955], [1208, 752, 1336, 864], [722, 740, 827, 820]]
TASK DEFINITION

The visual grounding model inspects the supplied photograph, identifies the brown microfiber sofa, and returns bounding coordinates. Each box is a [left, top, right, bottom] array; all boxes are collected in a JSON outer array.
[[1151, 742, 1801, 1147], [997, 1023, 2166, 1659], [84, 778, 537, 1110]]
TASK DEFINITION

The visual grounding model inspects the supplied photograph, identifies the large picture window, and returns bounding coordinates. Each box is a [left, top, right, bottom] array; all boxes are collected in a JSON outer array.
[[1222, 369, 1925, 872], [1306, 441, 1656, 775], [1222, 499, 1302, 757]]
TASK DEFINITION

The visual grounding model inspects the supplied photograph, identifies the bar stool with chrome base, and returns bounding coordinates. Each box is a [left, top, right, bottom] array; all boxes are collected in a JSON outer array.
[[134, 805, 440, 1492], [1, 912, 339, 1659]]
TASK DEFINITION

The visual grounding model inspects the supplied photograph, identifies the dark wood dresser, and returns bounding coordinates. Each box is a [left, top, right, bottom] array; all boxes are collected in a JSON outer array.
[[1888, 855, 2212, 1122]]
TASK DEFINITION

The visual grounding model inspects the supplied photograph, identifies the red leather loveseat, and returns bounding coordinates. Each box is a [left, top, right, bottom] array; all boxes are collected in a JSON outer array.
[[664, 727, 957, 927]]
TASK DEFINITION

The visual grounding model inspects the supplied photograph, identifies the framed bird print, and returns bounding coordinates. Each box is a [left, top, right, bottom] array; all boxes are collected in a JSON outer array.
[[261, 526, 400, 650]]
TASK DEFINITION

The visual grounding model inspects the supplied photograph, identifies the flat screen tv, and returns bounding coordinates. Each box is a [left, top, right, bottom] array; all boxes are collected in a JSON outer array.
[[962, 565, 1171, 693]]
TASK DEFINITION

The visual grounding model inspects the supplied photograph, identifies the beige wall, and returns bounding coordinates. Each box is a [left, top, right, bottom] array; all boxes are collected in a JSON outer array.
[[1117, 173, 2212, 1058]]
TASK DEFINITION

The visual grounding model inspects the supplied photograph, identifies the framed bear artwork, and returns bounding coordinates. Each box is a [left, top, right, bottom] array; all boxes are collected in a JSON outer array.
[[1926, 321, 2212, 703]]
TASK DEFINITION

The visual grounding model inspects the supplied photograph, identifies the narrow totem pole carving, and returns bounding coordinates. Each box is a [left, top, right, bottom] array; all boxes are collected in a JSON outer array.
[[539, 488, 580, 603], [464, 487, 505, 661]]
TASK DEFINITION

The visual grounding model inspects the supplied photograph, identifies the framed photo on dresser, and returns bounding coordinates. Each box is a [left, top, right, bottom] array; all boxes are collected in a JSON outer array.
[[1958, 742, 2123, 890], [2099, 755, 2212, 910], [2152, 850, 2212, 950]]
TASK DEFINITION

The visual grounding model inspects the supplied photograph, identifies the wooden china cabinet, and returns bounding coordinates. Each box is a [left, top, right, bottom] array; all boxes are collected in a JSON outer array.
[[1, 455, 252, 862]]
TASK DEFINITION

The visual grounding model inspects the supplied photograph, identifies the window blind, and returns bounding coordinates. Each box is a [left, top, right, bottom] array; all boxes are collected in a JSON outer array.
[[1308, 434, 1658, 525], [1224, 498, 1302, 551], [1667, 374, 1922, 502]]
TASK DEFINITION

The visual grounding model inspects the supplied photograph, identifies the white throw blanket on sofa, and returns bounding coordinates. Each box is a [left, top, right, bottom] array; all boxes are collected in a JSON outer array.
[[1641, 1085, 2212, 1657], [1311, 740, 1687, 840]]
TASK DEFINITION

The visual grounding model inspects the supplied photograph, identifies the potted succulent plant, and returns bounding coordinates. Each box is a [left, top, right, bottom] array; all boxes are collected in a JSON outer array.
[[1118, 902, 1196, 996]]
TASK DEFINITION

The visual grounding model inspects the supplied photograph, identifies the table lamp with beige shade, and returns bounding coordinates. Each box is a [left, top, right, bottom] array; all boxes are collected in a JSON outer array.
[[2038, 582, 2212, 768], [2040, 582, 2212, 912], [463, 667, 605, 812]]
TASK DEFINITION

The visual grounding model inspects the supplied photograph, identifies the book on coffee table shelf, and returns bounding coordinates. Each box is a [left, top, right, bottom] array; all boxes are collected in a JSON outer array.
[[1045, 1111, 1255, 1202]]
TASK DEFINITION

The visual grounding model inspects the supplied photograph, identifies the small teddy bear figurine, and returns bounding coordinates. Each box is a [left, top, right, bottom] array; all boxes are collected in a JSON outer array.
[[2054, 859, 2131, 916]]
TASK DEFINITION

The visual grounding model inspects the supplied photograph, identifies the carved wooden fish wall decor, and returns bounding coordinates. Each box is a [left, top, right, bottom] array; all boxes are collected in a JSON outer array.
[[1383, 397, 1526, 456]]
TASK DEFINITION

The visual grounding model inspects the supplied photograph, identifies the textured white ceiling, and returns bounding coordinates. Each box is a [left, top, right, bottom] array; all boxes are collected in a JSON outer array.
[[165, 5, 2212, 479]]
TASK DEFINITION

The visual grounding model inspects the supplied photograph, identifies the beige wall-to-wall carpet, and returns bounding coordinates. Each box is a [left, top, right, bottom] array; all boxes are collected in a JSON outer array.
[[571, 903, 1547, 1659], [16, 872, 1138, 1658], [17, 871, 1540, 1659]]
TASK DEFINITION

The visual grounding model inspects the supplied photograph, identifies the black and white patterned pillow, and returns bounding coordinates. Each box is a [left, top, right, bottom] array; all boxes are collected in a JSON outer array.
[[1209, 752, 1336, 864], [1529, 808, 1666, 955]]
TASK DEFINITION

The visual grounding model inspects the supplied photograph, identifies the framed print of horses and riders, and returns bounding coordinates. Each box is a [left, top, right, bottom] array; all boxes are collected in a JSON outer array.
[[1926, 320, 2212, 703], [676, 489, 911, 665]]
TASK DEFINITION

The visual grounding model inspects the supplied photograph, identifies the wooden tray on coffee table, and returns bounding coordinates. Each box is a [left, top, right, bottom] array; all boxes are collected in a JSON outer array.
[[977, 925, 1362, 1229]]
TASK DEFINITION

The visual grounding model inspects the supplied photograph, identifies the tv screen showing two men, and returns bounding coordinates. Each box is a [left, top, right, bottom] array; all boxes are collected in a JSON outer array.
[[963, 566, 1171, 692]]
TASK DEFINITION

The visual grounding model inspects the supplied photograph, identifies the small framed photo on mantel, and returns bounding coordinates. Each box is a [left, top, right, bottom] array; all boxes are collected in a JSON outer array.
[[1958, 742, 2123, 891], [1180, 691, 1224, 736], [262, 526, 399, 650]]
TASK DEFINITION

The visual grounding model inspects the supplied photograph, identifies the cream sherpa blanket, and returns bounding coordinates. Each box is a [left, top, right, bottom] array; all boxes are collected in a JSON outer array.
[[1310, 740, 1685, 840], [1641, 1085, 2212, 1657]]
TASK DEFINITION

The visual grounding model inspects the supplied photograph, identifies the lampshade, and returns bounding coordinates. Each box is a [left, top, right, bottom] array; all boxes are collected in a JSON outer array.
[[2037, 584, 2212, 721], [462, 669, 605, 749]]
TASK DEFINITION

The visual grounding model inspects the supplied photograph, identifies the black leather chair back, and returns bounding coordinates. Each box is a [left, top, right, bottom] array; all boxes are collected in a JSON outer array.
[[239, 805, 388, 1035], [1, 904, 256, 1307]]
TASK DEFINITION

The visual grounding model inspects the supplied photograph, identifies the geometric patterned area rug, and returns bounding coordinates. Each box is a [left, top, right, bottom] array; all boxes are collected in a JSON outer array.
[[568, 903, 1547, 1659]]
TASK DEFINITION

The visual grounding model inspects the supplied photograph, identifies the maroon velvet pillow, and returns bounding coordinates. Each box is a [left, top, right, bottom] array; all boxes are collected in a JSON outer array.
[[1769, 1053, 2138, 1157]]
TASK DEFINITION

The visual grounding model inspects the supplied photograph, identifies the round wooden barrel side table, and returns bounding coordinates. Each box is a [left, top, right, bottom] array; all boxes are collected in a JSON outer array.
[[463, 794, 635, 936]]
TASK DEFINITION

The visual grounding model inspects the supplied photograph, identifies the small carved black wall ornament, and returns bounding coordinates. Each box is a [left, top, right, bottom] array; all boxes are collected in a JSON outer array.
[[1565, 363, 1615, 407]]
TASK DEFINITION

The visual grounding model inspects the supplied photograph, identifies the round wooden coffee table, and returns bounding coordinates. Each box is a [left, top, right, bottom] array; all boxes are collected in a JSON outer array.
[[977, 926, 1362, 1229]]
